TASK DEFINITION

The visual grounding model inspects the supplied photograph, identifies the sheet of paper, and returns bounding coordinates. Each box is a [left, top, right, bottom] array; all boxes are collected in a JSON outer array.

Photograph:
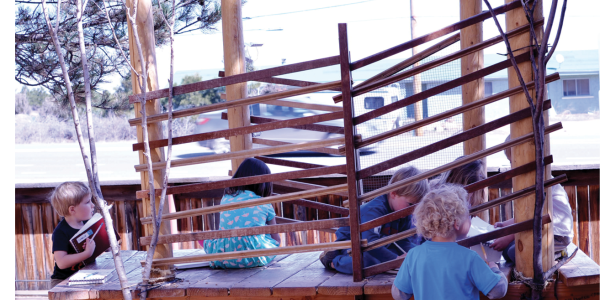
[[466, 216, 503, 263]]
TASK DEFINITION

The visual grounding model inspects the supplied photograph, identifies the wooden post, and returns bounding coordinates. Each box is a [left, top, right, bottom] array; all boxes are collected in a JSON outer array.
[[460, 0, 488, 222], [410, 0, 424, 136], [504, 0, 553, 276], [222, 0, 252, 173], [126, 0, 174, 277], [338, 23, 364, 282]]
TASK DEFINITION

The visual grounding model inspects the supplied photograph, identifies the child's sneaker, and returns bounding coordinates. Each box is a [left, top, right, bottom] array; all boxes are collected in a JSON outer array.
[[319, 250, 339, 270]]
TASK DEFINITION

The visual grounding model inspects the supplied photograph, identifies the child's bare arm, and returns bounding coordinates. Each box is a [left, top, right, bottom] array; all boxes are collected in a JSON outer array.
[[54, 238, 95, 269], [266, 218, 281, 245], [391, 284, 412, 300]]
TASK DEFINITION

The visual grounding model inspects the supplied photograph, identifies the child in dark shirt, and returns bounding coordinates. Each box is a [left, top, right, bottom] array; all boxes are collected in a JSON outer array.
[[319, 166, 430, 274], [49, 182, 97, 288]]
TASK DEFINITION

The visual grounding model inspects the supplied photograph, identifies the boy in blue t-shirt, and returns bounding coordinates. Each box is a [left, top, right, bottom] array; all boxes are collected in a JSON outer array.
[[319, 166, 430, 274], [393, 184, 507, 300]]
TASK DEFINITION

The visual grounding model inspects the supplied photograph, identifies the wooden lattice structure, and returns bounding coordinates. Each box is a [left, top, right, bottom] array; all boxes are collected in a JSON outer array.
[[123, 0, 571, 283]]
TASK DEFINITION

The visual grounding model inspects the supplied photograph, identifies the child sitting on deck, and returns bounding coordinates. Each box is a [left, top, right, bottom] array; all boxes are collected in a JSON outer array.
[[204, 158, 281, 268], [319, 166, 429, 274], [49, 182, 97, 288], [430, 158, 486, 208], [392, 185, 508, 300], [490, 135, 573, 262]]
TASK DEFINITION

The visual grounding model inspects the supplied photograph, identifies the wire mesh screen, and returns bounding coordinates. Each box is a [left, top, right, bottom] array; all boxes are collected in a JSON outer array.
[[354, 43, 465, 193]]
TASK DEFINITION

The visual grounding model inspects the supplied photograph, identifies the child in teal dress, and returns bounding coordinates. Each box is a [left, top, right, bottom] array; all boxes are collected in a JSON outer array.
[[204, 158, 281, 268]]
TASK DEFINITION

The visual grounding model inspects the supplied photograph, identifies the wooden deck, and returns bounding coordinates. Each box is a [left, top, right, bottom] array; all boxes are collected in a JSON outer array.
[[49, 246, 600, 300]]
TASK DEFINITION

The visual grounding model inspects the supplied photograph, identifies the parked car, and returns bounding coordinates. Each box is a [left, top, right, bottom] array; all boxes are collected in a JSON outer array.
[[194, 94, 380, 154]]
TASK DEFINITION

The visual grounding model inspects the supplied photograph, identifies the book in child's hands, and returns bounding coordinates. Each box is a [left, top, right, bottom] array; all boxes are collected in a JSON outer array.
[[69, 212, 120, 266], [466, 216, 502, 263], [68, 269, 113, 286]]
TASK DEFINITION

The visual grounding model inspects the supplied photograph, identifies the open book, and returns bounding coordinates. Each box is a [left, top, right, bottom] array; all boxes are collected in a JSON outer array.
[[69, 212, 120, 266], [68, 269, 113, 286], [467, 216, 503, 263]]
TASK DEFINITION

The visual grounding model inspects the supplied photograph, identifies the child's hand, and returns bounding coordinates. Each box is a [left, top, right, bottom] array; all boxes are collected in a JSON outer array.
[[83, 238, 96, 257], [494, 221, 505, 228], [490, 235, 513, 251]]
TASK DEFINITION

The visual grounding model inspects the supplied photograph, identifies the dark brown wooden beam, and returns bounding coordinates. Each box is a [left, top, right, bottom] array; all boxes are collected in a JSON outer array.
[[218, 70, 342, 92], [225, 113, 345, 134], [465, 156, 553, 193]]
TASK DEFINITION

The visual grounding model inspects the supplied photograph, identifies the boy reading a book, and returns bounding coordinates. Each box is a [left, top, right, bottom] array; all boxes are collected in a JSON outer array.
[[393, 185, 507, 300], [49, 182, 97, 288], [319, 166, 429, 273]]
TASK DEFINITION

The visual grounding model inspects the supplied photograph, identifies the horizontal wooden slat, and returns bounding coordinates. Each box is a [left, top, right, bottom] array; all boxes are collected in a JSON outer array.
[[139, 184, 348, 224], [288, 199, 349, 216], [274, 216, 338, 233], [132, 111, 343, 151], [361, 228, 417, 252], [348, 21, 538, 102], [128, 81, 341, 126], [357, 122, 563, 203], [357, 100, 552, 179], [264, 99, 343, 112], [230, 113, 345, 135], [143, 239, 367, 267], [349, 0, 521, 70], [129, 55, 340, 103], [134, 137, 346, 172], [457, 214, 551, 247], [217, 70, 343, 92], [360, 206, 416, 233], [139, 217, 349, 246], [252, 138, 342, 155], [354, 52, 530, 125], [136, 165, 347, 198], [464, 155, 553, 193], [255, 156, 342, 172], [363, 254, 406, 278], [274, 180, 348, 197], [355, 73, 559, 149]]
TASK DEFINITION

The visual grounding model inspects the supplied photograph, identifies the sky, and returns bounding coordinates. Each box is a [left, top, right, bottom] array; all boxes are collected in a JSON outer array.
[[141, 0, 600, 90]]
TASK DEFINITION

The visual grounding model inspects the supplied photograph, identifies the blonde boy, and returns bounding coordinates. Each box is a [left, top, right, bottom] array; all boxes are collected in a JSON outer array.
[[49, 182, 97, 288], [320, 166, 429, 274], [392, 185, 507, 300]]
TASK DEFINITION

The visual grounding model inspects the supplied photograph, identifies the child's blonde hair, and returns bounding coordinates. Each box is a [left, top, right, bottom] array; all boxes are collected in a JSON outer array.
[[50, 182, 91, 217], [433, 159, 486, 208], [389, 166, 430, 202], [413, 184, 470, 239]]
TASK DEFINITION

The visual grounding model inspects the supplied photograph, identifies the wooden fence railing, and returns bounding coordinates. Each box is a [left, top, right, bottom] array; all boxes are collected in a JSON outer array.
[[14, 166, 598, 289]]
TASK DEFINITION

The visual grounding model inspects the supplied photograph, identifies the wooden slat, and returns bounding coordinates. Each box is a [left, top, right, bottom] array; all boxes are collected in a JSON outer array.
[[288, 199, 349, 216], [139, 184, 348, 225], [21, 205, 38, 289], [132, 111, 343, 151], [15, 204, 27, 290], [252, 138, 342, 155], [577, 186, 591, 256], [264, 99, 343, 112], [272, 258, 336, 296], [458, 214, 551, 248], [565, 185, 578, 246], [348, 21, 538, 101], [489, 188, 501, 226], [357, 100, 551, 179], [42, 203, 55, 284], [558, 243, 600, 287], [139, 218, 348, 246], [363, 272, 399, 294], [362, 228, 417, 252], [338, 23, 364, 283], [129, 56, 340, 103], [465, 156, 553, 193], [137, 165, 346, 198], [354, 52, 530, 125], [218, 70, 343, 92], [357, 122, 562, 203], [237, 113, 346, 134], [128, 81, 341, 125], [274, 180, 348, 197], [360, 206, 416, 232], [256, 156, 334, 171], [349, 0, 521, 70], [31, 204, 47, 289], [317, 273, 368, 295], [589, 185, 599, 265], [134, 137, 345, 172], [144, 240, 366, 267], [355, 73, 558, 149]]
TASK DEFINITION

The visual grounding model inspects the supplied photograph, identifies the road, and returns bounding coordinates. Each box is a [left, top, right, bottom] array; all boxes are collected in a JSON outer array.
[[15, 120, 600, 184]]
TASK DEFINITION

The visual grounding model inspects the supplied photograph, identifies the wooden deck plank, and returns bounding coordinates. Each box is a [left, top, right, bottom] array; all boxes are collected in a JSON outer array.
[[558, 243, 600, 287], [272, 258, 336, 296], [228, 252, 320, 297], [187, 253, 292, 297], [363, 272, 397, 295], [95, 251, 148, 299], [317, 272, 368, 296]]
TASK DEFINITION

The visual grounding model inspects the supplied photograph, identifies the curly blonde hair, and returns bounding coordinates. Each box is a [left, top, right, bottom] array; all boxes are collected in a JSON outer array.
[[413, 184, 470, 239]]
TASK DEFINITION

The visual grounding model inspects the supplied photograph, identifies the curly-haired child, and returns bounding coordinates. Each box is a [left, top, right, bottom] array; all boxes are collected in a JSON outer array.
[[392, 184, 508, 300]]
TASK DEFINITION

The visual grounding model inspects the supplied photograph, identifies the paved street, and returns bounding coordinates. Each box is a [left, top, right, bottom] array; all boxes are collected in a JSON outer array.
[[15, 120, 599, 184]]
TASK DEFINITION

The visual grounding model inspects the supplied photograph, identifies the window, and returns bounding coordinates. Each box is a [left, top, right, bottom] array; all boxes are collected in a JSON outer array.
[[563, 79, 590, 97], [485, 82, 493, 97], [364, 97, 384, 109]]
